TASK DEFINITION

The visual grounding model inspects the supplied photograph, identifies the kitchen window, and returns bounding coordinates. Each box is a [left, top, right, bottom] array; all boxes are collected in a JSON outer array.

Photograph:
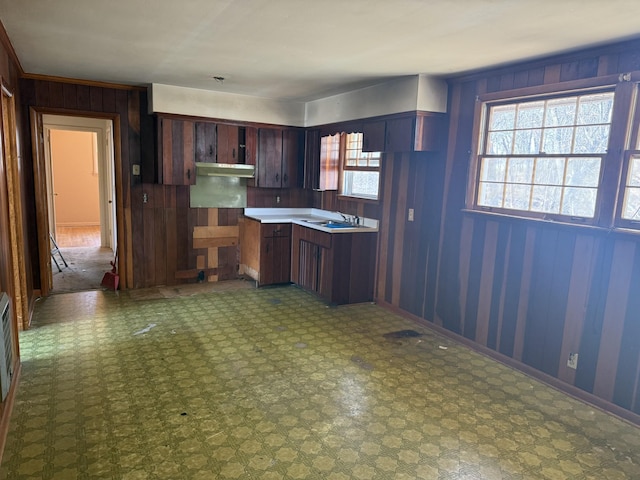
[[319, 132, 381, 200], [341, 133, 381, 200], [474, 90, 615, 222]]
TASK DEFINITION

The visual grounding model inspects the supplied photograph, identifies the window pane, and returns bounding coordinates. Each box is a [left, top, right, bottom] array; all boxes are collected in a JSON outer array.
[[506, 157, 533, 184], [513, 129, 541, 154], [478, 182, 504, 208], [622, 187, 640, 220], [574, 125, 610, 154], [343, 171, 379, 199], [487, 131, 513, 154], [565, 157, 601, 187], [516, 101, 544, 128], [504, 184, 531, 210], [577, 92, 614, 125], [561, 187, 597, 217], [531, 185, 562, 213], [544, 97, 577, 127], [541, 127, 574, 154], [627, 156, 640, 187], [534, 157, 565, 185], [480, 157, 506, 182], [489, 105, 516, 131]]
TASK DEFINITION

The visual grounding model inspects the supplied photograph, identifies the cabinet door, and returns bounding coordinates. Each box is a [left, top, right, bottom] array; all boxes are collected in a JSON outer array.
[[271, 236, 292, 284], [258, 128, 283, 188], [282, 129, 302, 188], [194, 122, 216, 163], [303, 129, 320, 190], [160, 117, 195, 185], [361, 121, 385, 152], [385, 116, 415, 152], [217, 124, 239, 163], [298, 240, 321, 292]]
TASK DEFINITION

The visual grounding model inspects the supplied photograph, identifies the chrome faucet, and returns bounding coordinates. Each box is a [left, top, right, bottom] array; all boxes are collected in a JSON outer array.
[[336, 211, 350, 223]]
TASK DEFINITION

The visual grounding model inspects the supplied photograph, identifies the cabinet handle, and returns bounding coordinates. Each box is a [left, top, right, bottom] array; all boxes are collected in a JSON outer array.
[[187, 169, 191, 180], [283, 173, 288, 184], [275, 173, 279, 182], [266, 243, 269, 254], [233, 148, 236, 159], [209, 145, 213, 155]]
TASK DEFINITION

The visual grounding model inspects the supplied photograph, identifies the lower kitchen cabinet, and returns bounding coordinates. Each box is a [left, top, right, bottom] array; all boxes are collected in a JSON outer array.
[[291, 224, 377, 305], [239, 217, 291, 286]]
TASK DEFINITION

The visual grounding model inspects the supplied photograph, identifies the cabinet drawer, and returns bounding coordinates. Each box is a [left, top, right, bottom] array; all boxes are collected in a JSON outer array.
[[261, 223, 291, 238]]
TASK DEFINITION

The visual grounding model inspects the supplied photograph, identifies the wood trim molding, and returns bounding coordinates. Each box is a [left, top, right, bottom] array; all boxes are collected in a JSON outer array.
[[377, 299, 640, 427], [20, 72, 146, 91], [0, 361, 21, 465], [0, 20, 24, 76]]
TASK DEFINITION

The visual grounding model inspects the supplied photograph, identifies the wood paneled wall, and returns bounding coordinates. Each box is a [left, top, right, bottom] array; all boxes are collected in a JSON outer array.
[[18, 79, 315, 289], [377, 39, 640, 421]]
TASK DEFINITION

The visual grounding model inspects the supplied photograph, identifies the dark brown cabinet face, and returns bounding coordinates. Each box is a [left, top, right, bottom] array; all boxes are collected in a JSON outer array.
[[361, 121, 386, 152], [259, 223, 291, 286], [385, 116, 415, 152], [217, 124, 240, 164], [257, 128, 303, 188], [158, 117, 195, 185], [194, 122, 216, 163]]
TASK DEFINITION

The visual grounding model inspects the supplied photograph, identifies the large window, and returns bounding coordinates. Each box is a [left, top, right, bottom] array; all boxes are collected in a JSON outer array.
[[319, 132, 381, 200], [476, 91, 614, 219], [341, 133, 381, 200]]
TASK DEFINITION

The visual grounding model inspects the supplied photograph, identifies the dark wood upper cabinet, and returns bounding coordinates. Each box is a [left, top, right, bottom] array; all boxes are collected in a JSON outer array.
[[282, 129, 302, 188], [217, 124, 240, 164], [256, 127, 303, 188], [385, 116, 415, 152], [257, 128, 283, 188], [361, 120, 386, 152], [157, 116, 196, 185], [303, 129, 320, 190], [361, 112, 446, 153], [194, 121, 216, 163]]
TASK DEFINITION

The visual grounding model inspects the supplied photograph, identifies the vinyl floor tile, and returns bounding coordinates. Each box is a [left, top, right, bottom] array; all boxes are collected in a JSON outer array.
[[1, 285, 639, 479]]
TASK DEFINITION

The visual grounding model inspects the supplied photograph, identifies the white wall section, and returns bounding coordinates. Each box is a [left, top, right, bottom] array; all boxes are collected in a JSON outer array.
[[150, 76, 448, 127]]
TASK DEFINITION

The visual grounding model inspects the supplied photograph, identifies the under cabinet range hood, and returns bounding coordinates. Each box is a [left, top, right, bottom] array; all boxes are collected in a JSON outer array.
[[195, 162, 255, 178]]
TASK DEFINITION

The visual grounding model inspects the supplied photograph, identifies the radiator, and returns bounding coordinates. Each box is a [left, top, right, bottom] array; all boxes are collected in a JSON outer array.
[[0, 293, 14, 401]]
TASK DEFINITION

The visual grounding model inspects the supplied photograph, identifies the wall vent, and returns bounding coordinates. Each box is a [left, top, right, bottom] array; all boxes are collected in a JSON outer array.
[[0, 293, 14, 401]]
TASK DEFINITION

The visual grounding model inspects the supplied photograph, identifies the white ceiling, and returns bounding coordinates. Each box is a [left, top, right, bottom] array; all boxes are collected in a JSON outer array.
[[2, 0, 640, 101]]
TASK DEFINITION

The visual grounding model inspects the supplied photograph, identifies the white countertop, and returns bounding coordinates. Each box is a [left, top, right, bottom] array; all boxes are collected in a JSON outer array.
[[243, 208, 379, 233]]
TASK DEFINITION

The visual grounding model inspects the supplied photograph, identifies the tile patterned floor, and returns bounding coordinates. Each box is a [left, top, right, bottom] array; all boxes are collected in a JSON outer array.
[[1, 285, 639, 479]]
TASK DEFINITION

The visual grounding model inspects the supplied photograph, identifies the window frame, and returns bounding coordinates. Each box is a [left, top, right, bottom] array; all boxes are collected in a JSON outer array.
[[338, 132, 381, 201], [615, 82, 640, 229], [467, 74, 637, 230]]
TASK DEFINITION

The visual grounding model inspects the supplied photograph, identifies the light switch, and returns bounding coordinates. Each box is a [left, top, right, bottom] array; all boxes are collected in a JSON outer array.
[[132, 164, 140, 176], [408, 208, 414, 222]]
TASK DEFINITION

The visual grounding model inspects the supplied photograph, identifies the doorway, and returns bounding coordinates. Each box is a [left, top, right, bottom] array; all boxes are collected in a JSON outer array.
[[42, 115, 116, 294]]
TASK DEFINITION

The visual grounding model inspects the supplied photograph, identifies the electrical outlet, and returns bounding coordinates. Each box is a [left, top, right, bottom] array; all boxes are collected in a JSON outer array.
[[567, 352, 579, 369], [408, 208, 415, 222], [276, 195, 281, 204], [132, 164, 140, 176]]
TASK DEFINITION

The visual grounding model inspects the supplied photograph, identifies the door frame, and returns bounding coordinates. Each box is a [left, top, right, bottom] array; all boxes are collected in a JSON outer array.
[[43, 115, 115, 249], [1, 81, 28, 333], [30, 107, 125, 296]]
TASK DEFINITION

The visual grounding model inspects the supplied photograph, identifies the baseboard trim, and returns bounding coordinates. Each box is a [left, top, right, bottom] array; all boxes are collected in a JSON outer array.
[[0, 361, 21, 465], [377, 300, 640, 427]]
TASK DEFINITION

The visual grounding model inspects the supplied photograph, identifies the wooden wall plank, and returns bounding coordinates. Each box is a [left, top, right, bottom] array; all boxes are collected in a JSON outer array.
[[390, 154, 410, 306], [613, 244, 640, 410], [593, 240, 635, 401], [193, 226, 239, 239], [475, 220, 499, 346], [575, 239, 615, 394], [513, 226, 535, 362], [486, 222, 509, 350], [558, 235, 595, 385]]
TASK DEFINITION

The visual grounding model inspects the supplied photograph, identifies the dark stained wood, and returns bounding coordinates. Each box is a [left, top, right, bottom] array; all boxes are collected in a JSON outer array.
[[216, 123, 239, 164], [362, 120, 385, 152], [195, 121, 216, 163], [385, 116, 414, 152], [257, 128, 283, 188]]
